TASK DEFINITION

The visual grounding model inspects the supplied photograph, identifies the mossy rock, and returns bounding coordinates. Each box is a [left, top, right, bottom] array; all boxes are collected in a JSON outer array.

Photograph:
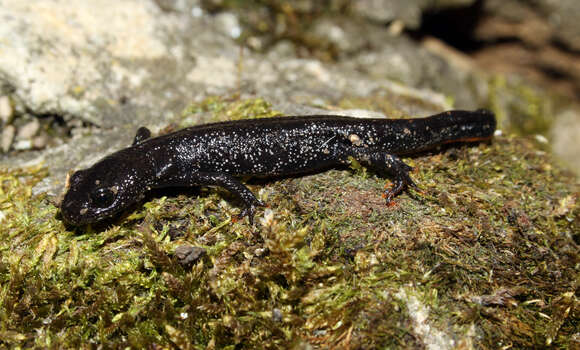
[[0, 98, 577, 348]]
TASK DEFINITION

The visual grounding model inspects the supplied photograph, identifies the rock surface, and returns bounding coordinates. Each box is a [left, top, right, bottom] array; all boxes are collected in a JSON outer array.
[[0, 0, 578, 187], [353, 0, 477, 29], [0, 0, 456, 196]]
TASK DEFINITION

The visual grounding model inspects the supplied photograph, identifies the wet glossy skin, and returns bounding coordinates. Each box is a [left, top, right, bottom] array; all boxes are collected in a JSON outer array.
[[60, 109, 496, 225]]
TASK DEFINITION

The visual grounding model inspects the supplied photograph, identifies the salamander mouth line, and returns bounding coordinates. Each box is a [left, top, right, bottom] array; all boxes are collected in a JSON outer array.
[[442, 135, 493, 144]]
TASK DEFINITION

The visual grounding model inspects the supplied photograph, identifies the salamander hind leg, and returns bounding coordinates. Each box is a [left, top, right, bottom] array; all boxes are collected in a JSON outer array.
[[381, 154, 418, 204], [344, 147, 418, 204]]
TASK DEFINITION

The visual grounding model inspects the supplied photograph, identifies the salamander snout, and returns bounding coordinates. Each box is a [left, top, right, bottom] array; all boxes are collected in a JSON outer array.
[[60, 169, 122, 225], [60, 153, 150, 225]]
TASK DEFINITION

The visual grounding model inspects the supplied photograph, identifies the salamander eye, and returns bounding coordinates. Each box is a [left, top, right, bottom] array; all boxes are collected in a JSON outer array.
[[90, 187, 117, 208]]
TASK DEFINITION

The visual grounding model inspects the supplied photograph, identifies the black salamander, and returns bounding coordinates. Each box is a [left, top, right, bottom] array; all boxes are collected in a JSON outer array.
[[60, 109, 496, 225]]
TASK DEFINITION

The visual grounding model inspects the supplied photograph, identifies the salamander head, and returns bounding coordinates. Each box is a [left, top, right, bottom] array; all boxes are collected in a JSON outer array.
[[61, 151, 153, 225]]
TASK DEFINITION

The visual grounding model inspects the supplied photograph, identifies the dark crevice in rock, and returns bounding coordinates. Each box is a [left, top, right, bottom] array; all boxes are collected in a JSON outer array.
[[1, 108, 99, 155], [409, 0, 580, 100], [409, 0, 486, 52], [24, 109, 98, 136], [537, 64, 571, 81]]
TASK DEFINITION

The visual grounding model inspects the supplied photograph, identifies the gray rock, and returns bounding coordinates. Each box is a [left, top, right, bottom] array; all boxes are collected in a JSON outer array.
[[344, 36, 477, 108], [482, 0, 580, 51], [537, 0, 580, 51], [175, 245, 206, 265], [551, 109, 580, 173], [311, 17, 368, 55], [353, 0, 476, 29], [214, 12, 242, 39], [0, 0, 196, 128], [154, 0, 200, 13], [1, 125, 15, 153], [32, 135, 49, 149], [352, 0, 426, 29], [16, 119, 40, 140], [13, 139, 32, 151], [331, 109, 386, 119], [0, 96, 13, 124], [267, 40, 296, 58], [0, 0, 236, 195]]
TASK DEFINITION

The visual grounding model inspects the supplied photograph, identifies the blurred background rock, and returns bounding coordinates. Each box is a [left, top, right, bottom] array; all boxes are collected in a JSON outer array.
[[0, 0, 578, 194]]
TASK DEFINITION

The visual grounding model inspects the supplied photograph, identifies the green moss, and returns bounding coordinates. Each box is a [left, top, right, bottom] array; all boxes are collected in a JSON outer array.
[[1, 98, 578, 348], [487, 75, 556, 136], [179, 96, 281, 128]]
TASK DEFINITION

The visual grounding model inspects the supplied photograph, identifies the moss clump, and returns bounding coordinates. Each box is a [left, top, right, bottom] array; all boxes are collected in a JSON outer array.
[[488, 75, 556, 136], [1, 98, 578, 348], [179, 96, 281, 128]]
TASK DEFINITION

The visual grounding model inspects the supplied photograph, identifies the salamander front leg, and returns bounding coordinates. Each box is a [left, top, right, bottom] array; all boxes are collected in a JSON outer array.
[[132, 127, 152, 145], [156, 171, 265, 224]]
